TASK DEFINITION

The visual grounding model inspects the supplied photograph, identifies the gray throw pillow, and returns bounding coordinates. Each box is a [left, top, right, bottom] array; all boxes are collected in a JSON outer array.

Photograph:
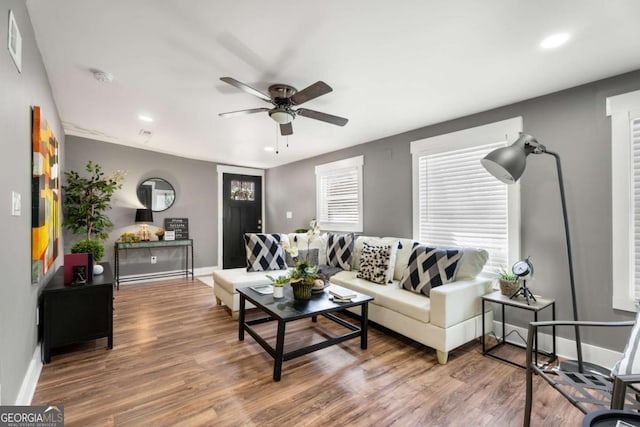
[[285, 248, 319, 268]]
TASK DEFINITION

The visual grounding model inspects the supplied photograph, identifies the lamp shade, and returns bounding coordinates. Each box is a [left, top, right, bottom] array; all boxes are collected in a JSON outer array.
[[135, 208, 153, 223], [480, 133, 539, 184]]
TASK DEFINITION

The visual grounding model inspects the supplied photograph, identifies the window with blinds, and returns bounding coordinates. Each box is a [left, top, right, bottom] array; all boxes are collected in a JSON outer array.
[[417, 141, 509, 274], [411, 117, 522, 277], [609, 90, 640, 312], [315, 156, 363, 232], [631, 117, 640, 300]]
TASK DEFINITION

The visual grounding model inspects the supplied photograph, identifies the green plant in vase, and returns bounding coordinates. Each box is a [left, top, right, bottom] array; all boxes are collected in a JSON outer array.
[[498, 266, 519, 296]]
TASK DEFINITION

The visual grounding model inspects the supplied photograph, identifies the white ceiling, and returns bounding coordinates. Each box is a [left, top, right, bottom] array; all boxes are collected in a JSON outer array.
[[26, 0, 640, 169]]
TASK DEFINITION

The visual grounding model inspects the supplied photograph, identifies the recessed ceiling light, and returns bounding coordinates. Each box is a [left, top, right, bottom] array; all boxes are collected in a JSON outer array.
[[540, 33, 570, 49], [138, 115, 154, 122], [264, 146, 275, 152]]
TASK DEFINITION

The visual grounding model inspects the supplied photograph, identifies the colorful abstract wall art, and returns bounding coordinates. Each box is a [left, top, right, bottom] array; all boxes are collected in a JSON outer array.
[[31, 106, 60, 283]]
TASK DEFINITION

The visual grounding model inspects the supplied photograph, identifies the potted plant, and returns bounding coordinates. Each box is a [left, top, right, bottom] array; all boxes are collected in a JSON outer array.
[[62, 161, 125, 274], [498, 267, 519, 296], [155, 228, 166, 241], [266, 273, 290, 298], [70, 239, 104, 263]]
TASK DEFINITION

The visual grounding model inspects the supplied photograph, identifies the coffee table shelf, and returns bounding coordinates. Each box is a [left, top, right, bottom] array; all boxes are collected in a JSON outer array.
[[237, 284, 374, 381]]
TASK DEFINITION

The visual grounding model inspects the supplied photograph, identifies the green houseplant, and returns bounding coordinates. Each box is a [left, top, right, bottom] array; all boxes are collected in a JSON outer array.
[[498, 267, 519, 296], [62, 161, 125, 271], [70, 239, 105, 263]]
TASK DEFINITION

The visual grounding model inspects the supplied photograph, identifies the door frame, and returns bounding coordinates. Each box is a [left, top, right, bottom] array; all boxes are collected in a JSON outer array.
[[217, 165, 265, 268]]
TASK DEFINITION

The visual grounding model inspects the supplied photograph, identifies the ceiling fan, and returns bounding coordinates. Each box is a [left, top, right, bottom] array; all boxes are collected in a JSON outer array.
[[218, 77, 348, 136]]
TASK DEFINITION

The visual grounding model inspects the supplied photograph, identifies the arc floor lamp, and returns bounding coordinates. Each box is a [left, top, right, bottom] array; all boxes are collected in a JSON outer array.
[[481, 132, 606, 374]]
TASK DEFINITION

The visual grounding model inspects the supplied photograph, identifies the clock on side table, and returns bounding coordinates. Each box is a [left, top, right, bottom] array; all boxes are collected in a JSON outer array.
[[40, 263, 114, 363]]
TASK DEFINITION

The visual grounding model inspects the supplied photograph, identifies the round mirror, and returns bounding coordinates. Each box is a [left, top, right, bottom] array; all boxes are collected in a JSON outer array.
[[137, 178, 175, 212]]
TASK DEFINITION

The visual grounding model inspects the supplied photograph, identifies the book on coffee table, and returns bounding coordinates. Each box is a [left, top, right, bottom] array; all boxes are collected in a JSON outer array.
[[329, 287, 357, 300]]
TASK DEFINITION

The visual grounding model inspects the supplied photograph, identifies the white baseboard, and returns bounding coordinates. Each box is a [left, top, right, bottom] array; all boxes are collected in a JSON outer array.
[[15, 344, 42, 405], [117, 266, 218, 286], [492, 320, 623, 370], [194, 266, 219, 276]]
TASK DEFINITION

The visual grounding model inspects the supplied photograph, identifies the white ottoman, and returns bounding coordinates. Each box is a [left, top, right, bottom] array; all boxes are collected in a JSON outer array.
[[213, 268, 289, 319]]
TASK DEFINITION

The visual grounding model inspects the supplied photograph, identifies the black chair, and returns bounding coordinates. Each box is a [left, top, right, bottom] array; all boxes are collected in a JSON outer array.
[[524, 320, 640, 427]]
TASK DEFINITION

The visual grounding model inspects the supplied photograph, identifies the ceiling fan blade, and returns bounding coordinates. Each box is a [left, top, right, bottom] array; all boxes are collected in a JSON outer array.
[[218, 108, 270, 118], [296, 108, 348, 126], [220, 77, 272, 103], [280, 122, 293, 136], [290, 81, 332, 105]]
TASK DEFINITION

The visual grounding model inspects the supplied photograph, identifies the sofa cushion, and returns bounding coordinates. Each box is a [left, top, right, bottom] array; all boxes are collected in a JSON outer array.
[[357, 242, 395, 284], [454, 247, 489, 280], [285, 248, 319, 268], [387, 237, 415, 281], [331, 271, 430, 323], [213, 267, 287, 294], [288, 232, 329, 265], [244, 233, 287, 272], [353, 236, 400, 271], [400, 245, 462, 296], [374, 284, 431, 323], [327, 233, 355, 270]]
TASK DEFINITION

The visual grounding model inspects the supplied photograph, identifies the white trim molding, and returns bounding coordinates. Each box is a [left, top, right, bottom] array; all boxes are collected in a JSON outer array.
[[216, 165, 265, 268], [608, 90, 640, 312], [315, 155, 364, 233], [15, 345, 42, 404]]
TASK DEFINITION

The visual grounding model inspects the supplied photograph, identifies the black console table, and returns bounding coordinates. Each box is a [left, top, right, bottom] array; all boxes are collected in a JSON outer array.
[[40, 263, 114, 364], [114, 239, 194, 289]]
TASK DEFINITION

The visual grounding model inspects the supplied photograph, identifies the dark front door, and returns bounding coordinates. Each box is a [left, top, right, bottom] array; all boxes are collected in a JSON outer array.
[[223, 173, 262, 268]]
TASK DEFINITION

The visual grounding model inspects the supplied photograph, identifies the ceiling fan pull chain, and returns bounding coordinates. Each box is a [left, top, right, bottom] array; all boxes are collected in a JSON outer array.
[[275, 124, 279, 154]]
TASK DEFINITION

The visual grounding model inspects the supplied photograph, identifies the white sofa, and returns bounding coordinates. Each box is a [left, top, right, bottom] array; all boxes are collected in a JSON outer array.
[[213, 233, 493, 364]]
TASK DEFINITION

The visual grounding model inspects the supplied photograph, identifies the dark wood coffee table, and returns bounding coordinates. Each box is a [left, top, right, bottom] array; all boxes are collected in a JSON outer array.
[[237, 283, 374, 381]]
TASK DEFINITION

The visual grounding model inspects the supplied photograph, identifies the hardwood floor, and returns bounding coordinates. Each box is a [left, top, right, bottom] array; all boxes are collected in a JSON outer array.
[[33, 279, 584, 426]]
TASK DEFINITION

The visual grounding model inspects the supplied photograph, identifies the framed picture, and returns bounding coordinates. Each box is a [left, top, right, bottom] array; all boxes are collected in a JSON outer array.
[[8, 10, 22, 73]]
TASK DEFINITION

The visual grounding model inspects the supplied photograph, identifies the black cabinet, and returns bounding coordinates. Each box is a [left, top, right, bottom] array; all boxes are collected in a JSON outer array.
[[40, 263, 114, 363]]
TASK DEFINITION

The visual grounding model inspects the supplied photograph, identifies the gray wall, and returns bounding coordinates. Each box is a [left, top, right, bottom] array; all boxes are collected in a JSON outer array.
[[64, 137, 218, 273], [0, 2, 64, 404], [267, 69, 640, 351]]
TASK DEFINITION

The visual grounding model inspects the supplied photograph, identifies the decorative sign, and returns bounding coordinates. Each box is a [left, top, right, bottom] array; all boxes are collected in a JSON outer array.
[[164, 218, 189, 240]]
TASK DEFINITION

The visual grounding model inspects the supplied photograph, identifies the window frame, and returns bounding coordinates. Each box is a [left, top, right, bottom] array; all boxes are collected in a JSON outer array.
[[315, 155, 364, 232], [608, 89, 640, 312], [410, 117, 523, 275]]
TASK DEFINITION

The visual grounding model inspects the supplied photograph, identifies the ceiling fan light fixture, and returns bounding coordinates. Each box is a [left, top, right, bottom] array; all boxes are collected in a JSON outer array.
[[269, 109, 293, 124]]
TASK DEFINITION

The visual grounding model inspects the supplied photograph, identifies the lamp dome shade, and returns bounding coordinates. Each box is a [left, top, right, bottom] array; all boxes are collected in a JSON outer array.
[[481, 132, 540, 184], [135, 208, 153, 223]]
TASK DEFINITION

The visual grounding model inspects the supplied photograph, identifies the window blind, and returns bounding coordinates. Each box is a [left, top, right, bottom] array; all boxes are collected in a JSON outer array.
[[631, 117, 640, 300], [418, 141, 509, 274], [318, 168, 360, 226]]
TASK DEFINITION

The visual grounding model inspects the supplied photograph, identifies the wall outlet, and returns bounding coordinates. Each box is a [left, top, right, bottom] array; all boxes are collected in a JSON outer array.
[[151, 256, 157, 264], [286, 211, 293, 219]]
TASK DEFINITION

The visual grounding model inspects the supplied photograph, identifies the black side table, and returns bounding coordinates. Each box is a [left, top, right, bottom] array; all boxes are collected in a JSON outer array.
[[40, 263, 114, 363], [482, 290, 557, 369]]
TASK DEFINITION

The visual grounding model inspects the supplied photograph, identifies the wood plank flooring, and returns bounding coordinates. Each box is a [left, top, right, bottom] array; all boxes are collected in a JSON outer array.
[[33, 279, 584, 426]]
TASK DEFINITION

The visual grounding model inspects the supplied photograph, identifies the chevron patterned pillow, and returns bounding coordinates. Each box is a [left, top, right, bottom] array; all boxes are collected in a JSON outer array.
[[326, 233, 355, 271], [244, 233, 287, 272], [400, 245, 462, 296], [612, 311, 640, 376]]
